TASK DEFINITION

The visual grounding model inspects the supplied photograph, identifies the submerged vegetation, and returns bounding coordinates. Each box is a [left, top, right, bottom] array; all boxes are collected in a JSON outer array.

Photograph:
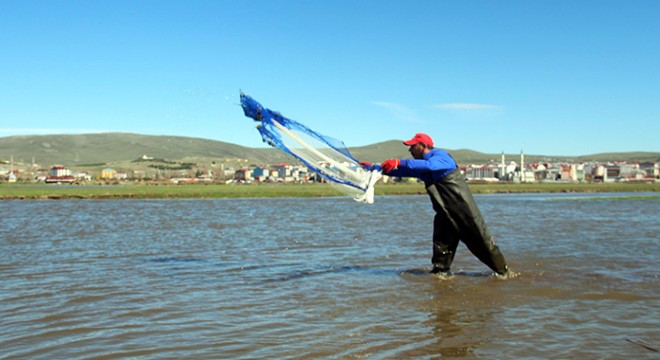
[[1, 181, 658, 200]]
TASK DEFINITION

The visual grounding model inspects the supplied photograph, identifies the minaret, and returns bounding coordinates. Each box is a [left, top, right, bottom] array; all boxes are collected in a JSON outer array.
[[8, 154, 16, 183], [501, 151, 505, 180], [520, 150, 525, 182]]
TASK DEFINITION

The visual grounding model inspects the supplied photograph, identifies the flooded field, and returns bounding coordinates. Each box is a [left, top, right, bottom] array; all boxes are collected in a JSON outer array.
[[1, 193, 658, 359]]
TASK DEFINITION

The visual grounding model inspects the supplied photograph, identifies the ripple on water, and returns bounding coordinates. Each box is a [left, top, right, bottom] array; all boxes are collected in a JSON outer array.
[[0, 195, 658, 358]]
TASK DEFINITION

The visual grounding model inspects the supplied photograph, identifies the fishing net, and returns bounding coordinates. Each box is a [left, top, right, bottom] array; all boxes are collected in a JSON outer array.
[[240, 93, 381, 203]]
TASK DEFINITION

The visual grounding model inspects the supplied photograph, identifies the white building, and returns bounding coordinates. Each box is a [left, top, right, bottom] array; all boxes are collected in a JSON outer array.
[[50, 166, 71, 177]]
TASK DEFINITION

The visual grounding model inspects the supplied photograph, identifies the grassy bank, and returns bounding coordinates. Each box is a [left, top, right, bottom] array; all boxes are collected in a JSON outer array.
[[1, 181, 658, 200], [467, 181, 660, 194]]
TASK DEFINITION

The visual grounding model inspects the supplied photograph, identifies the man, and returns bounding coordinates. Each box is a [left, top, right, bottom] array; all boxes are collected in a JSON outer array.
[[372, 133, 510, 276]]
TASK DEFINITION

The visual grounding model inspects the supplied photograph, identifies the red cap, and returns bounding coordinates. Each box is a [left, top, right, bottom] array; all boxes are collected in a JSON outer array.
[[403, 133, 434, 147]]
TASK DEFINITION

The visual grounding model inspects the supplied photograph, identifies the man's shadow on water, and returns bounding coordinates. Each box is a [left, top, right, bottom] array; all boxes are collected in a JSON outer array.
[[273, 265, 392, 282], [144, 258, 512, 283], [400, 268, 511, 278], [273, 265, 508, 282]]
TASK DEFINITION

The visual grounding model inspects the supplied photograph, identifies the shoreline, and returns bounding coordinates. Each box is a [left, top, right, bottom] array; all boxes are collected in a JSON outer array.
[[1, 182, 658, 200]]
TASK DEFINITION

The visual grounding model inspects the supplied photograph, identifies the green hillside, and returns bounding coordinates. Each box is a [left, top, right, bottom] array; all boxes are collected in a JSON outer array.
[[1, 133, 658, 169], [349, 140, 660, 164], [0, 133, 283, 166]]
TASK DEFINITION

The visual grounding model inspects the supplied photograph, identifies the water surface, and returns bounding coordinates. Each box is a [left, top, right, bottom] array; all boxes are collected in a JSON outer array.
[[1, 193, 658, 359]]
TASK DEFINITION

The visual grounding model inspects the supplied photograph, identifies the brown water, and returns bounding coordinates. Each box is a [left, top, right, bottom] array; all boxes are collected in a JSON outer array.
[[1, 193, 658, 359]]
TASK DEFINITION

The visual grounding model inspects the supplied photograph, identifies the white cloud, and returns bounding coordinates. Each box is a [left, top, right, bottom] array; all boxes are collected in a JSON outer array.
[[370, 101, 425, 123], [433, 103, 501, 110]]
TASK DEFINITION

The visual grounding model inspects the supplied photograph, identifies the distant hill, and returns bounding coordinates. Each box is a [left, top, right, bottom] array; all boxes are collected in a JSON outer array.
[[0, 133, 658, 168], [0, 133, 289, 166], [345, 140, 659, 164]]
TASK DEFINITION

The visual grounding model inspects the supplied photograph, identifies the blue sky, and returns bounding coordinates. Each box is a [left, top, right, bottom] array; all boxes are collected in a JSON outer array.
[[1, 0, 658, 156]]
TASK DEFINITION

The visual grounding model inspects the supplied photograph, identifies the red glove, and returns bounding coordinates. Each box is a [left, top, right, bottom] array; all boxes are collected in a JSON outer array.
[[358, 161, 372, 167], [380, 159, 400, 174]]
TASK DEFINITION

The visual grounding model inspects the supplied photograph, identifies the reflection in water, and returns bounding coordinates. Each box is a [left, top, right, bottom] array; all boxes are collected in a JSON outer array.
[[0, 194, 658, 359], [426, 276, 504, 358], [429, 308, 481, 358]]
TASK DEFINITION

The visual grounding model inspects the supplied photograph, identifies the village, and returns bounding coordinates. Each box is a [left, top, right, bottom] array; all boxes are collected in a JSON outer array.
[[2, 152, 658, 185]]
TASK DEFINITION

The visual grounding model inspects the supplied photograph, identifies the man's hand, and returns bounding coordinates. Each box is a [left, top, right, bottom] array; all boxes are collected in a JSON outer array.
[[358, 161, 377, 171], [380, 159, 400, 174]]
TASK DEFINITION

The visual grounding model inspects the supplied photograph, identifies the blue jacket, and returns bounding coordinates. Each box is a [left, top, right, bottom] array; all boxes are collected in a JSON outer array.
[[387, 149, 457, 184]]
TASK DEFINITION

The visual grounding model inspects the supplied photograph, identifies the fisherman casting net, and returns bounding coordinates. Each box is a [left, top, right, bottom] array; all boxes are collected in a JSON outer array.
[[240, 93, 381, 203]]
